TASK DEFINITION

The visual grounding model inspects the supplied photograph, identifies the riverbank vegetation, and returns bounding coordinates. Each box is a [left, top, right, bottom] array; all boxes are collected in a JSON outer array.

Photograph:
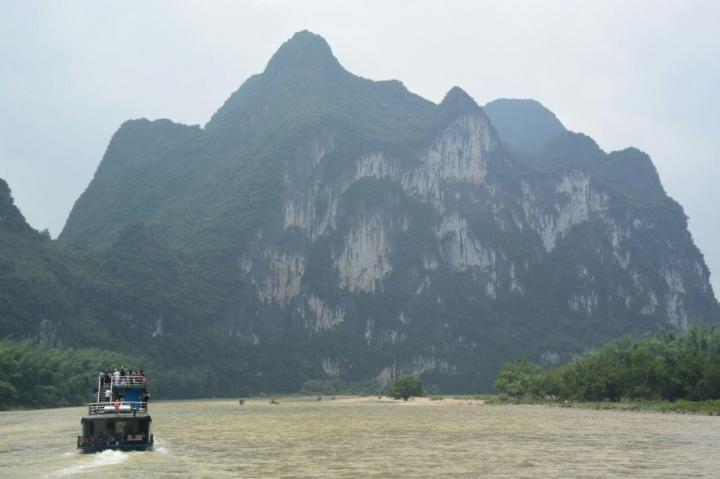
[[0, 340, 150, 409], [494, 327, 720, 413], [482, 395, 720, 415], [299, 378, 384, 396], [5, 327, 720, 413]]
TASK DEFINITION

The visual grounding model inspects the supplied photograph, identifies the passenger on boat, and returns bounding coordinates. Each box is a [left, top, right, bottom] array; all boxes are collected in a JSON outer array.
[[104, 388, 112, 402], [113, 368, 120, 384]]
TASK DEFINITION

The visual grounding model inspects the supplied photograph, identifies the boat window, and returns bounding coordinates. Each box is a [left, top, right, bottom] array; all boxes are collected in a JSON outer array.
[[139, 419, 149, 433], [105, 420, 115, 432]]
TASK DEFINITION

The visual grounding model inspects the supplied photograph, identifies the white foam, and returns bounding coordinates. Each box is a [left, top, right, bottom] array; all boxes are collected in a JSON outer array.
[[153, 437, 169, 454], [44, 449, 130, 478]]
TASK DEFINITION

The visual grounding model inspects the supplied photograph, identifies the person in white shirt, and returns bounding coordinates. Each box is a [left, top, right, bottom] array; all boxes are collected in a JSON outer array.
[[113, 369, 120, 385], [104, 388, 112, 402]]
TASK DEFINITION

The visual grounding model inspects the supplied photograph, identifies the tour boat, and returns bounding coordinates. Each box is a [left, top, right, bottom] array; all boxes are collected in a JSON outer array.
[[76, 370, 154, 453]]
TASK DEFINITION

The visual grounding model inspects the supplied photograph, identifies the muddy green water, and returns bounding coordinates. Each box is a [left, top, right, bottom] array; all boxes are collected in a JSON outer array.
[[1, 398, 719, 478]]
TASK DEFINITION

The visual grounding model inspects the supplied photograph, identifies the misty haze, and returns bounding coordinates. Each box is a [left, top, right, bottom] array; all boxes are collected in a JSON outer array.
[[1, 2, 719, 478]]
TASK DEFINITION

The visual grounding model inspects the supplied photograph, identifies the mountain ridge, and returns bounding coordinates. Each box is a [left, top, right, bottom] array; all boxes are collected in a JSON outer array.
[[5, 31, 718, 395]]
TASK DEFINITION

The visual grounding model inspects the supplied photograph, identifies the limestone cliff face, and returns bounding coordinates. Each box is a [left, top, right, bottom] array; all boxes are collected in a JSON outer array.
[[56, 31, 718, 391], [237, 97, 716, 388]]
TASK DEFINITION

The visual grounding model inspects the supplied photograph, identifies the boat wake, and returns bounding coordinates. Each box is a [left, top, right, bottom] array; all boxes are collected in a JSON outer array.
[[153, 436, 169, 454], [43, 450, 130, 478]]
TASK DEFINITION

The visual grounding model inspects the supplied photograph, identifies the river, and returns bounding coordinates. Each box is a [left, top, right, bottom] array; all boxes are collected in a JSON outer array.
[[1, 398, 718, 478]]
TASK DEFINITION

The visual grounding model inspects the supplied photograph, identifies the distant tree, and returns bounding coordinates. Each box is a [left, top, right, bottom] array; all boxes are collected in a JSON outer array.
[[389, 375, 424, 401], [494, 359, 544, 399]]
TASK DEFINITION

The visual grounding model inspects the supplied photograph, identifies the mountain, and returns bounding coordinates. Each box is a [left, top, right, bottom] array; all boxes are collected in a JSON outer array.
[[0, 177, 214, 347], [0, 178, 111, 345], [4, 31, 718, 394], [484, 98, 566, 153]]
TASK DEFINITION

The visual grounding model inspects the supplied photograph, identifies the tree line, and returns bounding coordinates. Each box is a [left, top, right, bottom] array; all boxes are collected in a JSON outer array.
[[0, 340, 149, 409], [495, 327, 720, 402]]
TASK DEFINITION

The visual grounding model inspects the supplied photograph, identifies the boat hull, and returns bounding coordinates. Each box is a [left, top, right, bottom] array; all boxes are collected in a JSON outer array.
[[77, 415, 154, 453]]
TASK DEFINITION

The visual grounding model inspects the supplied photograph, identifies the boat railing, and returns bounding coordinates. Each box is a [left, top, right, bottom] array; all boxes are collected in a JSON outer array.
[[112, 375, 146, 387], [87, 401, 148, 415], [97, 375, 147, 389]]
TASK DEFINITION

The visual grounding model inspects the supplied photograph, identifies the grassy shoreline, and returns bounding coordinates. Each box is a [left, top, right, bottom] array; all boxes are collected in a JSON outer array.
[[470, 395, 720, 415]]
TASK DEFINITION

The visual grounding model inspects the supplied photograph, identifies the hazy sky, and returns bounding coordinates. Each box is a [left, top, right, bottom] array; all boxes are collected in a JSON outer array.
[[1, 0, 718, 294]]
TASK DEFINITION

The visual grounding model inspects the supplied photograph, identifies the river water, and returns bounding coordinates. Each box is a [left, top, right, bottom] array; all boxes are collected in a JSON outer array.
[[1, 398, 718, 478]]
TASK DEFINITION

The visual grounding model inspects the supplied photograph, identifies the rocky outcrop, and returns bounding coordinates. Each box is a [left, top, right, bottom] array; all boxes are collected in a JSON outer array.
[[355, 114, 497, 205], [521, 172, 609, 252], [305, 295, 345, 332], [257, 250, 305, 306], [337, 215, 392, 293]]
